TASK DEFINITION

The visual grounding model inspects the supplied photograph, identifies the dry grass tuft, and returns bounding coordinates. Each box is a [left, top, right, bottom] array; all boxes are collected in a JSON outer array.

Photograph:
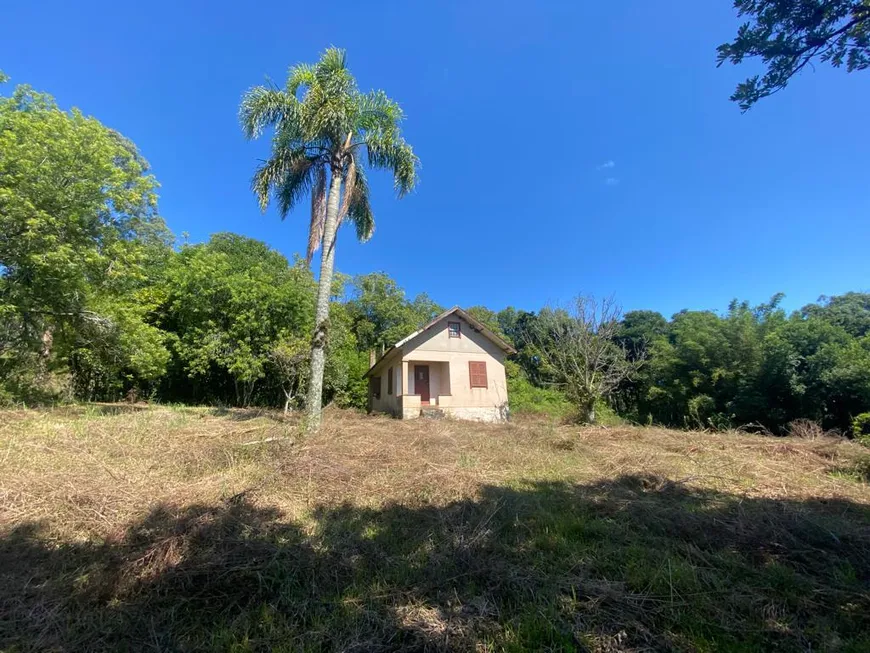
[[2, 405, 869, 651], [786, 417, 840, 440]]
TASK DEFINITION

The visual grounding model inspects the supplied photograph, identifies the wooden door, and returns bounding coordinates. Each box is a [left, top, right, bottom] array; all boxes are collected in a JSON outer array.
[[415, 365, 430, 404]]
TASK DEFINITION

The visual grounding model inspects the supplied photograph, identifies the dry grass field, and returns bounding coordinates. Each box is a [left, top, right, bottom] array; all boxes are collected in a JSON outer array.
[[2, 405, 870, 652]]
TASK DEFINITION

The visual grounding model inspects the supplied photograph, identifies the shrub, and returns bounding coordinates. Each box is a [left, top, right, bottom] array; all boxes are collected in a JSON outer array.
[[506, 361, 571, 418], [510, 382, 572, 418], [591, 399, 626, 426], [852, 413, 870, 446], [686, 395, 716, 430]]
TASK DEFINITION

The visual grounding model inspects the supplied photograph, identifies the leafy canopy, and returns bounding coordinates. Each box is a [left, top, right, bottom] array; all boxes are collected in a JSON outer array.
[[345, 272, 443, 351], [160, 235, 315, 403], [719, 0, 870, 110], [0, 82, 172, 398]]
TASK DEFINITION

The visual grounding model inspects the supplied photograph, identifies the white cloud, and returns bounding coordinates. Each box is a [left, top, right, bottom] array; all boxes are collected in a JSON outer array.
[[604, 177, 619, 186], [597, 160, 615, 170]]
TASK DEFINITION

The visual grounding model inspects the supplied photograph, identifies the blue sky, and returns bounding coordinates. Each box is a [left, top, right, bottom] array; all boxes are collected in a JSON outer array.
[[3, 1, 868, 318]]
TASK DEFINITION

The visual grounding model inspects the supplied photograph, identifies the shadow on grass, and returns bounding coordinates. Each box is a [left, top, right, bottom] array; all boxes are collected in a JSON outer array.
[[2, 476, 869, 651]]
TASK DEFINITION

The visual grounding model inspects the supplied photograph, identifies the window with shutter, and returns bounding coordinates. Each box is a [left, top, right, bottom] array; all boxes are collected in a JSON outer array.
[[387, 367, 393, 395], [469, 361, 488, 388]]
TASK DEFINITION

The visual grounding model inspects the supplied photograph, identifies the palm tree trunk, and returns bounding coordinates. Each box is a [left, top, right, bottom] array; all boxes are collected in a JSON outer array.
[[305, 168, 343, 432]]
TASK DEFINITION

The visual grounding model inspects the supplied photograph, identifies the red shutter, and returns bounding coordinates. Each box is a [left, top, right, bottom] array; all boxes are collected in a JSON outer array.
[[469, 361, 488, 388]]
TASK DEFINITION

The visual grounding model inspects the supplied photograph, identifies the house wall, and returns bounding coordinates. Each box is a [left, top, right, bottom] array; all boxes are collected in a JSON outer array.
[[402, 315, 508, 421], [368, 350, 402, 416]]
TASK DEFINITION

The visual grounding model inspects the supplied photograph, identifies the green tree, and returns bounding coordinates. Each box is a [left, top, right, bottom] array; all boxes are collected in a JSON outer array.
[[642, 311, 732, 427], [624, 293, 870, 433], [409, 293, 443, 327], [616, 310, 668, 362], [498, 309, 554, 388], [637, 298, 787, 429], [466, 305, 510, 340], [347, 273, 419, 351], [240, 48, 419, 431], [801, 292, 870, 338], [611, 310, 668, 417], [0, 82, 173, 400], [160, 235, 314, 406], [322, 301, 369, 410], [765, 315, 870, 430], [719, 0, 870, 110], [496, 307, 520, 341], [346, 272, 443, 352]]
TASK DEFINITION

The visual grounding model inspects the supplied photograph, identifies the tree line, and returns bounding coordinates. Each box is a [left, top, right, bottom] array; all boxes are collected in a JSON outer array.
[[0, 75, 431, 411], [451, 296, 870, 436], [3, 68, 869, 437]]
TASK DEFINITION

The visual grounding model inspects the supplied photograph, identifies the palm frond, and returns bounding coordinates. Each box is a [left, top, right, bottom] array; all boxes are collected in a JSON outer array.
[[308, 166, 327, 264], [239, 86, 298, 139], [276, 156, 318, 218], [251, 149, 318, 218], [346, 167, 374, 242], [273, 119, 320, 157], [355, 90, 403, 135], [364, 133, 419, 198], [316, 47, 348, 76], [314, 47, 355, 105], [287, 63, 316, 97]]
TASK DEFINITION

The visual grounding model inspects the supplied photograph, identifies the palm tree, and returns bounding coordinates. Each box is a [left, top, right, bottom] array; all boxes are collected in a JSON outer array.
[[240, 48, 419, 432]]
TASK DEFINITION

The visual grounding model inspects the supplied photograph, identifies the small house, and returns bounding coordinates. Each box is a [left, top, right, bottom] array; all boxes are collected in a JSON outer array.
[[365, 307, 516, 422]]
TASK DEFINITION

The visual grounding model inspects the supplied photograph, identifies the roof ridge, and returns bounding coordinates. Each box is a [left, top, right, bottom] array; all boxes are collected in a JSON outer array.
[[364, 306, 516, 377]]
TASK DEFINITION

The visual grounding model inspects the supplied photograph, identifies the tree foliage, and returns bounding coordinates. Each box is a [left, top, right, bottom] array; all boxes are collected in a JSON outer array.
[[0, 74, 408, 411], [270, 335, 309, 415], [719, 0, 870, 110], [618, 295, 870, 432], [0, 83, 173, 400], [801, 292, 870, 337], [158, 235, 315, 405], [345, 272, 443, 352]]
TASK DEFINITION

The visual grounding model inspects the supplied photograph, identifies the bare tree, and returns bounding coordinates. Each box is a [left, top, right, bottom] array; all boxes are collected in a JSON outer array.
[[530, 295, 644, 423]]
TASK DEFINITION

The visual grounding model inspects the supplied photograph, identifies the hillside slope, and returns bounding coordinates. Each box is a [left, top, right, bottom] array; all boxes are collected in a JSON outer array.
[[2, 406, 869, 651]]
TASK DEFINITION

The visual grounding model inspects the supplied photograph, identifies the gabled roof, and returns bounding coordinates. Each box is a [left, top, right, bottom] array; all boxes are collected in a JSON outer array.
[[364, 306, 516, 377]]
